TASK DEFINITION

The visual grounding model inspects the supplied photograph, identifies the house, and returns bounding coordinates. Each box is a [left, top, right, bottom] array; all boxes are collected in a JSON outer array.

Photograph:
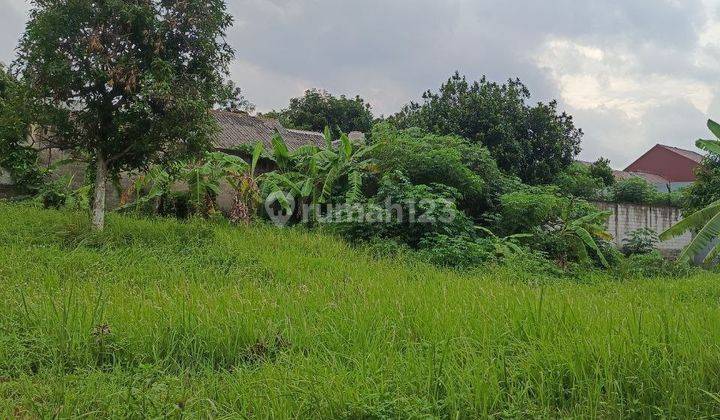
[[212, 110, 325, 154], [1, 110, 327, 207], [622, 144, 704, 191]]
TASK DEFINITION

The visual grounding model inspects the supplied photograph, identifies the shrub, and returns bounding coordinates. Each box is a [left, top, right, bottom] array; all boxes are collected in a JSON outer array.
[[417, 235, 495, 269], [589, 157, 616, 187], [683, 156, 720, 215], [616, 251, 696, 278], [612, 177, 658, 204], [370, 123, 505, 218], [553, 162, 604, 199], [498, 186, 564, 234], [655, 190, 685, 208], [622, 228, 659, 255], [327, 172, 476, 248]]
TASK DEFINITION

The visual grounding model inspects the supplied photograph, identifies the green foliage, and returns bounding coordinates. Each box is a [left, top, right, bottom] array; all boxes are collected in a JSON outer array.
[[612, 176, 659, 204], [370, 123, 504, 218], [499, 189, 612, 267], [416, 228, 533, 270], [265, 89, 374, 140], [683, 156, 720, 216], [119, 151, 251, 219], [0, 66, 43, 193], [2, 203, 720, 418], [416, 235, 495, 269], [589, 157, 616, 187], [622, 228, 659, 256], [16, 0, 238, 227], [327, 172, 475, 248], [616, 251, 696, 279], [553, 162, 605, 200], [662, 119, 720, 265], [498, 186, 564, 234], [258, 132, 379, 223], [35, 174, 92, 211], [389, 72, 582, 183]]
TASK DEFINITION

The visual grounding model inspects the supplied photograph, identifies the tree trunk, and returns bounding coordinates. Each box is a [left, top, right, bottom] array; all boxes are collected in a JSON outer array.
[[92, 150, 107, 230]]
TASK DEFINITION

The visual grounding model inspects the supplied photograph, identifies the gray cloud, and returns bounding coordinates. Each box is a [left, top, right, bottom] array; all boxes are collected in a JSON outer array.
[[1, 0, 718, 169]]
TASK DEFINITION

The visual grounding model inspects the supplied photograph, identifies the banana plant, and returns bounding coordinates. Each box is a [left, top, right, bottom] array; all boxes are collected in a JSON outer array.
[[547, 203, 613, 267], [660, 119, 719, 264], [313, 130, 379, 204], [181, 151, 249, 215], [118, 151, 249, 216], [258, 129, 379, 223], [476, 226, 533, 258]]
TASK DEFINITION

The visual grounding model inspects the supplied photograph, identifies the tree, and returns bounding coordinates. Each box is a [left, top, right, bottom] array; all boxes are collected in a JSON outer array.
[[589, 158, 616, 187], [265, 89, 374, 140], [682, 155, 720, 216], [259, 129, 378, 224], [369, 123, 504, 218], [15, 0, 236, 230], [0, 65, 43, 193], [389, 72, 583, 184], [661, 119, 720, 264], [553, 162, 604, 200]]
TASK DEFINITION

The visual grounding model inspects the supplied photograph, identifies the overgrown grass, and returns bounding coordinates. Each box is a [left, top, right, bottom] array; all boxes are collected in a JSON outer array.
[[2, 202, 720, 417]]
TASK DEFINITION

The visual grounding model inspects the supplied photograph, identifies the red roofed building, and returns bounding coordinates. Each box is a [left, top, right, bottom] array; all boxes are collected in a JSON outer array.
[[625, 144, 704, 183]]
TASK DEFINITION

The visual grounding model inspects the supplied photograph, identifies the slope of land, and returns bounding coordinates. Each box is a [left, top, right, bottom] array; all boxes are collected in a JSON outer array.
[[1, 203, 720, 418]]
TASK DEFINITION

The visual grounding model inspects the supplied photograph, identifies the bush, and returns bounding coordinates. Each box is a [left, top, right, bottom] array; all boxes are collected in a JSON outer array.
[[683, 156, 720, 215], [612, 177, 658, 204], [622, 228, 659, 255], [589, 158, 616, 187], [370, 123, 506, 218], [616, 251, 696, 278], [553, 162, 605, 199], [655, 190, 685, 208], [417, 235, 495, 269], [327, 172, 476, 248], [498, 186, 564, 234]]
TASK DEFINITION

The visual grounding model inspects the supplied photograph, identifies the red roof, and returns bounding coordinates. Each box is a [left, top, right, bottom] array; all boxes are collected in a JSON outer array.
[[623, 144, 704, 183], [658, 144, 704, 163]]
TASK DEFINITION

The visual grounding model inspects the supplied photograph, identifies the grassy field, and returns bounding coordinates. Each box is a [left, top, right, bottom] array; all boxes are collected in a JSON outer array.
[[2, 203, 720, 418]]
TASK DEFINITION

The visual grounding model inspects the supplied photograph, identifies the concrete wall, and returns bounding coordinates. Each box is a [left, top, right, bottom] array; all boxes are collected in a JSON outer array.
[[592, 201, 691, 257]]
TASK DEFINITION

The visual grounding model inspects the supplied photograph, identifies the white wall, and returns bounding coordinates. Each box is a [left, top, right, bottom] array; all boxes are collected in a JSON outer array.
[[592, 201, 692, 257]]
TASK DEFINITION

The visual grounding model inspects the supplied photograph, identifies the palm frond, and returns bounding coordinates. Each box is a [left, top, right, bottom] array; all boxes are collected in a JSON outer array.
[[271, 134, 291, 170], [677, 211, 720, 263], [345, 170, 363, 204], [323, 126, 333, 148], [697, 139, 720, 156], [702, 241, 720, 265], [572, 226, 609, 268], [251, 141, 263, 176], [340, 133, 352, 160], [660, 200, 720, 240], [320, 165, 340, 203], [708, 119, 720, 141]]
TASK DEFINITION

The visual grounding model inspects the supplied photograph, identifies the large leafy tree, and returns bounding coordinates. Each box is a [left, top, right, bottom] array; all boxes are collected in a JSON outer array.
[[0, 65, 43, 193], [661, 119, 720, 264], [15, 0, 237, 229], [265, 89, 374, 140], [389, 72, 583, 184]]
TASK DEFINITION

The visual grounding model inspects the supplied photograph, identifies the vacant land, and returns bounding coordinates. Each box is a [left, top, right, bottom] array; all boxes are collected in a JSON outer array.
[[1, 203, 720, 418]]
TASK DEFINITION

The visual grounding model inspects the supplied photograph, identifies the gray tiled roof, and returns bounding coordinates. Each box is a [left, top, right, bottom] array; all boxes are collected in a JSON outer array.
[[211, 110, 325, 151]]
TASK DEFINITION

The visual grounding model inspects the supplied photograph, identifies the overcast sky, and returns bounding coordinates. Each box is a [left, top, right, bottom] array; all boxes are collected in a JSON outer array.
[[1, 0, 719, 167]]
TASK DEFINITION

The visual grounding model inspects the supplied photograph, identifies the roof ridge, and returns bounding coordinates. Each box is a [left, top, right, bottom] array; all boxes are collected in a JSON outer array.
[[287, 128, 324, 136]]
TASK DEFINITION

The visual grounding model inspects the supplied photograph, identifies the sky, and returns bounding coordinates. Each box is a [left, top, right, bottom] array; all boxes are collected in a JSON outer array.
[[1, 0, 719, 168]]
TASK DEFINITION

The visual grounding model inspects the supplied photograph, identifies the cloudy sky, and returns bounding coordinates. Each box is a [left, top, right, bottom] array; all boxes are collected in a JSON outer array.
[[1, 0, 719, 167]]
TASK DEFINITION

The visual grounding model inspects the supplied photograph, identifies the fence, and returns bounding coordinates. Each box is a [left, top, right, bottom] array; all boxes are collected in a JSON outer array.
[[592, 201, 691, 258]]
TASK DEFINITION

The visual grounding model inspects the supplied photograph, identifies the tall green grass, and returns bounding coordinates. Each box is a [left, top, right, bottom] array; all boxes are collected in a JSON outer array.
[[1, 202, 720, 417]]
